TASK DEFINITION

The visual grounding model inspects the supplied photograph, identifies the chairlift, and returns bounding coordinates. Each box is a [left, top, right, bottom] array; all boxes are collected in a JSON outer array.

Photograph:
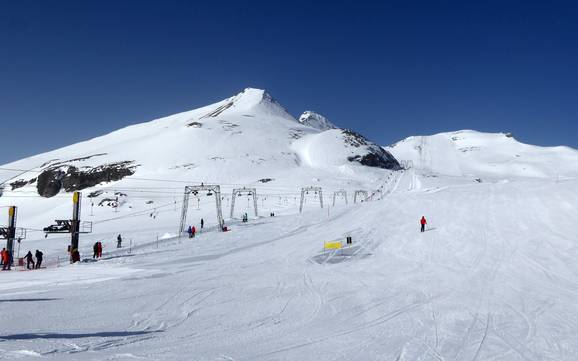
[[207, 192, 213, 196]]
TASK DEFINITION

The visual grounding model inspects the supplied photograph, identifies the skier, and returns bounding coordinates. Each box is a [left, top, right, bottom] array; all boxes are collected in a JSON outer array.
[[420, 216, 427, 233], [200, 218, 204, 230], [97, 242, 103, 258], [25, 251, 35, 270], [93, 242, 99, 259], [35, 250, 43, 269], [187, 225, 193, 238], [191, 226, 196, 238], [117, 234, 122, 248], [0, 247, 4, 266], [1, 249, 10, 270]]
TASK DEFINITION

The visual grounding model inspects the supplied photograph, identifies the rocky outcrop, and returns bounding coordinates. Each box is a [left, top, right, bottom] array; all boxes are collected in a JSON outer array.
[[342, 130, 401, 170], [10, 178, 36, 191], [298, 111, 337, 131], [36, 161, 138, 198]]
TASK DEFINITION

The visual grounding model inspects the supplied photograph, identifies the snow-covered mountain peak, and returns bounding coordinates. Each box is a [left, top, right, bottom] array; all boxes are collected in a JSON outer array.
[[200, 88, 296, 121], [0, 87, 401, 202], [298, 111, 337, 130]]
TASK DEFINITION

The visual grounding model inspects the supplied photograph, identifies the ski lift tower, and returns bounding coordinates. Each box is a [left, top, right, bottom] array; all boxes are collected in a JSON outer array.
[[353, 190, 369, 203], [0, 206, 26, 259], [43, 192, 93, 262], [179, 184, 224, 234], [299, 186, 323, 213], [230, 187, 258, 219], [332, 190, 348, 207]]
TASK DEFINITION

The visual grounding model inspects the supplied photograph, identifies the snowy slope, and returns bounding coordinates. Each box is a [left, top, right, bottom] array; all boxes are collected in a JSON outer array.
[[0, 88, 399, 241], [387, 130, 578, 179], [1, 172, 578, 360]]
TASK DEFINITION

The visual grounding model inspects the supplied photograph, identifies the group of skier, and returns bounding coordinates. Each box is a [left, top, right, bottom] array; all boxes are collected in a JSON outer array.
[[3, 212, 430, 272], [187, 218, 204, 238], [24, 250, 43, 269], [1, 248, 43, 270], [93, 241, 103, 259]]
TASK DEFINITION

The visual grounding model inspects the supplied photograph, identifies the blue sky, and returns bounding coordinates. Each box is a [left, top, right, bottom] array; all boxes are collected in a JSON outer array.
[[1, 0, 577, 164]]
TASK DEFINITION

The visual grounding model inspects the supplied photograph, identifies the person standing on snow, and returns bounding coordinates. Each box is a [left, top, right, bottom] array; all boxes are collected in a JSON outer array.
[[97, 242, 103, 258], [93, 242, 99, 258], [25, 251, 35, 270], [35, 250, 43, 269], [191, 226, 196, 238], [187, 225, 193, 238], [0, 247, 5, 266], [200, 218, 204, 230], [1, 249, 10, 270], [420, 216, 427, 233], [117, 234, 122, 248]]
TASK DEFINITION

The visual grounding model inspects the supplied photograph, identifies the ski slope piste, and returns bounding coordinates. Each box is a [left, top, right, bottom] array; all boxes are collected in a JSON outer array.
[[1, 88, 578, 360]]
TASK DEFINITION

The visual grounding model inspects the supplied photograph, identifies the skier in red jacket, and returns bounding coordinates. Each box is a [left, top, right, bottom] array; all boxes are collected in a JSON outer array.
[[420, 216, 427, 233]]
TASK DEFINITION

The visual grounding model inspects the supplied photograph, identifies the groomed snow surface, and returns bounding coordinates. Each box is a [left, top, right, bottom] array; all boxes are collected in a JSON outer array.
[[2, 171, 578, 360]]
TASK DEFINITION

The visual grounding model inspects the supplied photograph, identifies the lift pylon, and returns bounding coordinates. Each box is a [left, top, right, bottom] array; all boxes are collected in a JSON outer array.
[[353, 190, 369, 204], [230, 187, 258, 219], [0, 206, 26, 261], [332, 190, 348, 207], [43, 192, 92, 262], [179, 184, 224, 233], [299, 187, 323, 213]]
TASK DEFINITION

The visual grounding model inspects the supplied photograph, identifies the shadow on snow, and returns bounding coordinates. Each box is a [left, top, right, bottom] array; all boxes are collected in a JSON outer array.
[[0, 330, 162, 340]]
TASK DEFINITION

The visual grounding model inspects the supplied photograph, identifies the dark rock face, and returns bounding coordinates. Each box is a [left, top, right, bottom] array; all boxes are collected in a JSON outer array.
[[36, 161, 137, 198], [348, 150, 400, 170], [342, 130, 401, 170], [342, 129, 369, 148], [87, 190, 104, 198], [10, 178, 37, 191], [37, 169, 66, 198]]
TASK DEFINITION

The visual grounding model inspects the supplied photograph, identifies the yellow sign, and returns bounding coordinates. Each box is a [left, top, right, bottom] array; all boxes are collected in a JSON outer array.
[[73, 192, 80, 204], [8, 206, 15, 217], [324, 241, 342, 250]]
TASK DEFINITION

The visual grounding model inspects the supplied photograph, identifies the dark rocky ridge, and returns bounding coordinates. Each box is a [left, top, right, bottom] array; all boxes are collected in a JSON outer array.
[[342, 130, 401, 170], [10, 178, 36, 191], [36, 161, 138, 198]]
